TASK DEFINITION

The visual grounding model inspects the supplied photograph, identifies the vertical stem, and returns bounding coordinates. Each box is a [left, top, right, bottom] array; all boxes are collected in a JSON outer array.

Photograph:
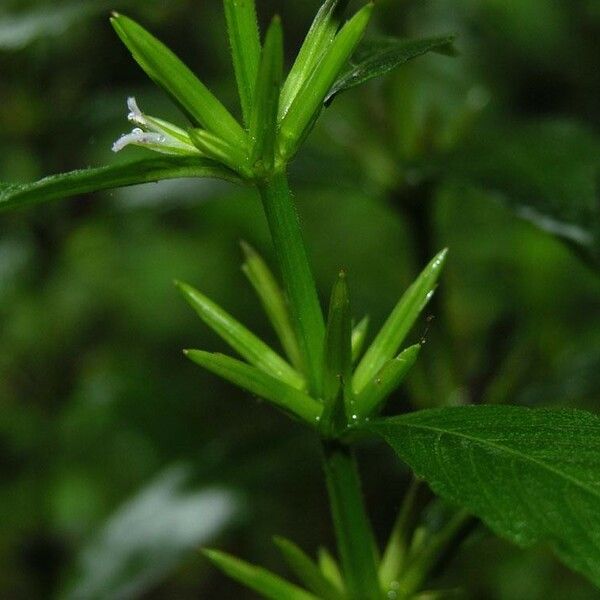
[[257, 171, 325, 394], [322, 441, 381, 600]]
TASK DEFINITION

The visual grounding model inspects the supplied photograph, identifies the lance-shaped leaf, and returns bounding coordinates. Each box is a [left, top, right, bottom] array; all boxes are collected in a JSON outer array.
[[273, 537, 343, 600], [351, 316, 370, 363], [354, 344, 420, 419], [185, 351, 321, 424], [176, 281, 304, 390], [250, 16, 284, 172], [279, 0, 349, 119], [326, 34, 456, 104], [279, 3, 373, 160], [317, 548, 345, 594], [353, 249, 447, 394], [0, 157, 240, 213], [204, 550, 320, 600], [223, 0, 262, 127], [241, 241, 304, 372], [188, 128, 252, 178], [111, 14, 246, 147], [369, 406, 600, 589], [321, 272, 352, 425]]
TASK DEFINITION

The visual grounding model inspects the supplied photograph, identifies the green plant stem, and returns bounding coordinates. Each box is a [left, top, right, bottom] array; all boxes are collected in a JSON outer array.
[[257, 171, 325, 394], [322, 441, 381, 600]]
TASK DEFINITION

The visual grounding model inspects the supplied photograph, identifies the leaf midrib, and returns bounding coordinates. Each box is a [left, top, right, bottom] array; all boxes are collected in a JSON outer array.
[[389, 420, 600, 500]]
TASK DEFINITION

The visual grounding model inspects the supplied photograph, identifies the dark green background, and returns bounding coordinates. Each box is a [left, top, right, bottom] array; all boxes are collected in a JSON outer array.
[[1, 0, 599, 598]]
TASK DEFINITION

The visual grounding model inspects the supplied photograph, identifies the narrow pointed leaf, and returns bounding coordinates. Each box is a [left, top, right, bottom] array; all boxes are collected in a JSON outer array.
[[111, 14, 246, 147], [379, 478, 422, 589], [326, 35, 456, 104], [273, 537, 343, 600], [279, 0, 349, 119], [322, 271, 352, 408], [351, 316, 370, 363], [177, 281, 304, 390], [370, 406, 600, 589], [279, 3, 373, 160], [317, 548, 345, 593], [250, 17, 284, 172], [355, 344, 420, 419], [223, 0, 262, 126], [188, 128, 251, 177], [203, 549, 320, 600], [0, 157, 240, 213], [185, 351, 321, 424], [241, 241, 304, 372], [353, 249, 447, 394]]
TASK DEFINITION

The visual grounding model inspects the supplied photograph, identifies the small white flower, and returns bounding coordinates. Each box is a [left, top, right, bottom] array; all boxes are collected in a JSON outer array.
[[112, 97, 200, 156]]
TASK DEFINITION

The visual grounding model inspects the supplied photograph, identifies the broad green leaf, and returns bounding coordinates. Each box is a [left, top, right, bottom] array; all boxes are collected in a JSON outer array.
[[322, 271, 352, 413], [444, 120, 600, 267], [326, 35, 456, 104], [250, 17, 284, 172], [317, 548, 345, 593], [351, 316, 370, 363], [204, 549, 320, 600], [354, 344, 420, 419], [111, 14, 247, 148], [353, 249, 447, 394], [0, 157, 240, 213], [185, 351, 321, 424], [279, 0, 349, 119], [279, 3, 373, 160], [176, 281, 304, 390], [273, 537, 343, 600], [241, 241, 304, 372], [188, 128, 251, 177], [223, 0, 262, 127], [370, 406, 600, 588]]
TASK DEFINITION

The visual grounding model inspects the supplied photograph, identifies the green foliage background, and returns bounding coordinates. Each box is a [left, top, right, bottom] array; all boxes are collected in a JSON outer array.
[[1, 0, 599, 598]]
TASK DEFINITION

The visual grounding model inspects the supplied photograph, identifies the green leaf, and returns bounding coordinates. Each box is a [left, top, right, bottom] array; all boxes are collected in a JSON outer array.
[[353, 249, 447, 394], [354, 344, 421, 420], [204, 549, 320, 600], [326, 34, 456, 104], [240, 241, 304, 373], [185, 351, 321, 425], [317, 548, 345, 593], [279, 0, 349, 119], [223, 0, 262, 127], [250, 16, 284, 172], [351, 316, 370, 363], [111, 14, 247, 148], [273, 537, 343, 600], [0, 157, 240, 213], [370, 406, 600, 589], [444, 120, 600, 268], [188, 128, 251, 177], [322, 272, 352, 418], [176, 281, 304, 390], [279, 3, 373, 160]]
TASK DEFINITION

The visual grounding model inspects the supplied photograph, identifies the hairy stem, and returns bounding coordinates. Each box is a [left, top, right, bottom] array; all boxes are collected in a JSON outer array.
[[257, 171, 325, 394], [322, 441, 381, 600]]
